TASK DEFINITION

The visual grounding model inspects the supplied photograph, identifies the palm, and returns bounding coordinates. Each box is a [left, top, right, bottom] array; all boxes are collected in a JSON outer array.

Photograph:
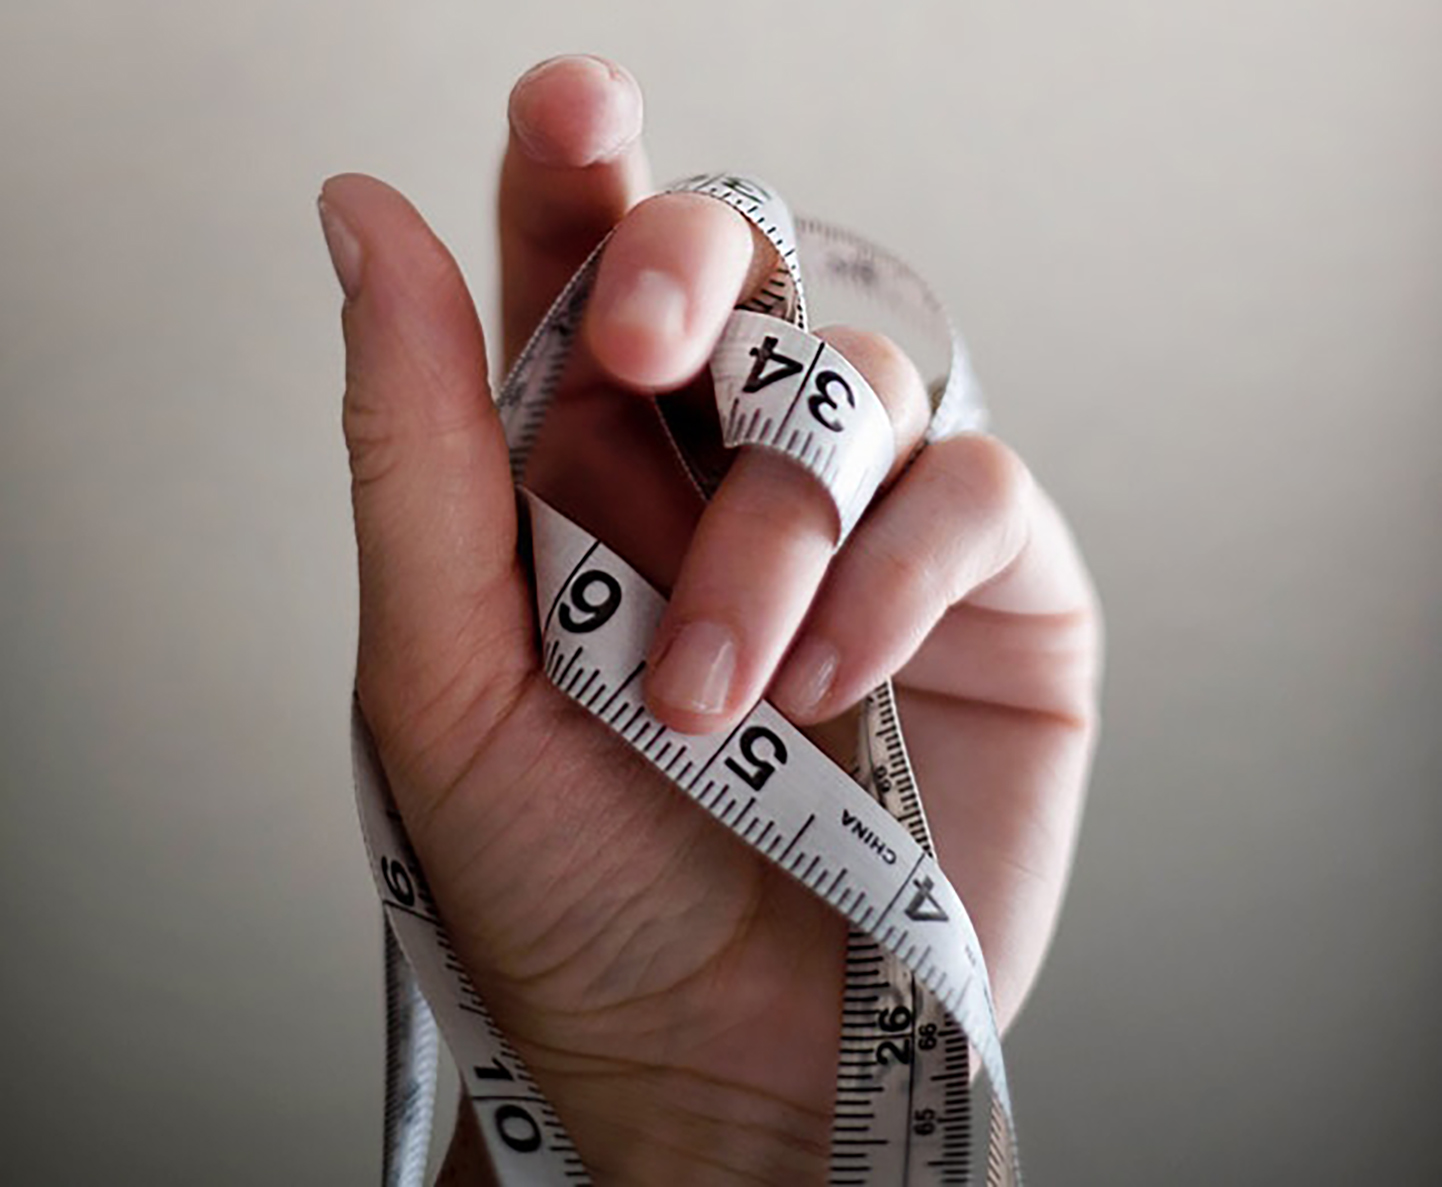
[[397, 381, 848, 1177], [416, 681, 847, 1177]]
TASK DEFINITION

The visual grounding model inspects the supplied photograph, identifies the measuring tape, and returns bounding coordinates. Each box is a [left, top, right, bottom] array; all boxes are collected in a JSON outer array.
[[352, 174, 1021, 1185]]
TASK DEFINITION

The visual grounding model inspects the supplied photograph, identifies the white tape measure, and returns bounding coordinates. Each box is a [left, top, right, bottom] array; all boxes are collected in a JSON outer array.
[[352, 173, 1020, 1186]]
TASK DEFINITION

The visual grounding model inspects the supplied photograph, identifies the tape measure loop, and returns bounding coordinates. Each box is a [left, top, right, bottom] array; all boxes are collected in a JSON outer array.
[[709, 310, 894, 544]]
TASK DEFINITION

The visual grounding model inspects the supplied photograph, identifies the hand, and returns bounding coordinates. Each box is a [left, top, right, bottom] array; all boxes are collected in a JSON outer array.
[[320, 53, 1101, 1187]]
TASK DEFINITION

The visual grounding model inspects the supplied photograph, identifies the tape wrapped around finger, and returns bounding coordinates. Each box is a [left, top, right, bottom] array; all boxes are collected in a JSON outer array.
[[709, 310, 894, 542]]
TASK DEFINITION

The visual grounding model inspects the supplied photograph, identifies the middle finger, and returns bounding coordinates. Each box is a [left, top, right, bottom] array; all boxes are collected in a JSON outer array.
[[644, 327, 931, 734]]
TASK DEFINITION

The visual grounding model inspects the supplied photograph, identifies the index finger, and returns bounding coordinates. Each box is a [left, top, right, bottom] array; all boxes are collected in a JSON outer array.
[[499, 54, 652, 364]]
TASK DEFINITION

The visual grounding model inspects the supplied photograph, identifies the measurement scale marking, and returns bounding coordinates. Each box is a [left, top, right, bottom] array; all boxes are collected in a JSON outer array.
[[543, 542, 600, 636], [775, 335, 829, 436], [594, 662, 644, 719], [776, 813, 815, 863]]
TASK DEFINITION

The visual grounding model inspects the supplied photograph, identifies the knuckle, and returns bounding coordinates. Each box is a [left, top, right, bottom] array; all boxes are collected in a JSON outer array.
[[725, 450, 837, 532], [949, 434, 1033, 525], [853, 522, 949, 621], [342, 382, 404, 491], [342, 375, 480, 494], [934, 435, 1034, 576], [723, 479, 837, 551], [824, 325, 909, 372], [817, 325, 930, 445]]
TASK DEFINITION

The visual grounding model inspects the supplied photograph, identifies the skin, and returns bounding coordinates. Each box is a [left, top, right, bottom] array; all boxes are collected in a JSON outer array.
[[319, 53, 1102, 1187]]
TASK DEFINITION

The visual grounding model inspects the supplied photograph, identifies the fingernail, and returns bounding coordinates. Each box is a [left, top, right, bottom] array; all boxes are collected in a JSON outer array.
[[317, 196, 363, 300], [775, 638, 839, 717], [605, 268, 688, 342], [649, 621, 737, 716], [510, 54, 643, 167]]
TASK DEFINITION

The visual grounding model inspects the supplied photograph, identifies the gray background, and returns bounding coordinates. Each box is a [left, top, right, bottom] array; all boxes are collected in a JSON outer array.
[[2, 0, 1438, 1183]]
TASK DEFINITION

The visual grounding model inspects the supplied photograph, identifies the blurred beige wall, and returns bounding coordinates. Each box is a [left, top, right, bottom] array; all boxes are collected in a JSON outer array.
[[2, 1, 1438, 1182]]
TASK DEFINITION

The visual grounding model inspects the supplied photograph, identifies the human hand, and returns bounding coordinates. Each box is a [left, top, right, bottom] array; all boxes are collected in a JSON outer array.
[[320, 53, 1101, 1186]]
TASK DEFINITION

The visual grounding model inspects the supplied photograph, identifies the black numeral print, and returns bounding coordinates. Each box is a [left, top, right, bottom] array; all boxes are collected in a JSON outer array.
[[723, 725, 789, 791], [742, 335, 804, 393], [904, 875, 949, 923], [558, 570, 622, 634], [493, 1104, 543, 1153], [380, 857, 416, 908], [807, 369, 855, 432], [876, 1038, 913, 1067]]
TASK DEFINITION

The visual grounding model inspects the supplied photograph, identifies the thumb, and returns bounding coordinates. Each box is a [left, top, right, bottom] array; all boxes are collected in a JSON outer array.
[[320, 174, 534, 789]]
